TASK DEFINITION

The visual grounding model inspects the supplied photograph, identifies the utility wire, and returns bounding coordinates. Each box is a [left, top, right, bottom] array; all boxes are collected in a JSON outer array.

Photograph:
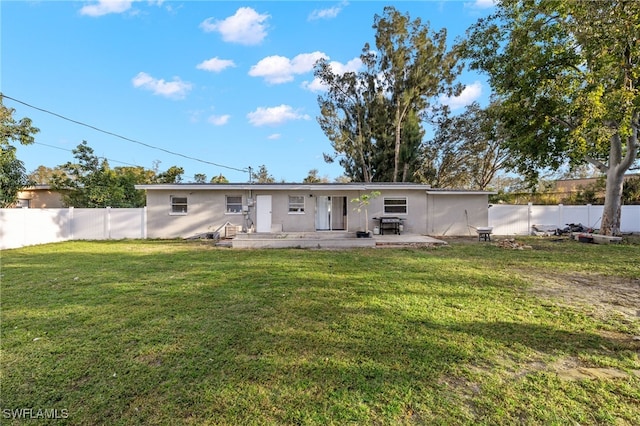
[[34, 142, 142, 168], [2, 93, 249, 173], [33, 142, 207, 181]]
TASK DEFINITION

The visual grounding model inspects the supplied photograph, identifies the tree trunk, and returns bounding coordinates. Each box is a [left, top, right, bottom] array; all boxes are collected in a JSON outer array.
[[599, 122, 638, 236], [393, 106, 401, 182], [600, 171, 625, 236]]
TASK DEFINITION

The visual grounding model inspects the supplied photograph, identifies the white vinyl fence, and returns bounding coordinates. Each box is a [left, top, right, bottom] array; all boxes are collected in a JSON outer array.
[[2, 204, 639, 249], [488, 204, 640, 236], [1, 207, 146, 250]]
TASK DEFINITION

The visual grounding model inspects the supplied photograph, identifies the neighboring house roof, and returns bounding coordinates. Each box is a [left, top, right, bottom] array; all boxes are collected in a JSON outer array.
[[554, 173, 639, 193], [14, 185, 66, 208]]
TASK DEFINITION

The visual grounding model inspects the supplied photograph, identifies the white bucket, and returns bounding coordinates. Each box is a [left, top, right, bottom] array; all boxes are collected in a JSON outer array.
[[373, 226, 380, 235]]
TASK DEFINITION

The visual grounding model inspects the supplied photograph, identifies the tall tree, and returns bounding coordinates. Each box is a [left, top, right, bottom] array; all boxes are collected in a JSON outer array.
[[315, 7, 462, 182], [315, 50, 380, 182], [50, 141, 182, 207], [155, 166, 184, 184], [417, 107, 473, 189], [462, 0, 639, 235], [28, 165, 64, 185], [418, 102, 509, 190], [49, 141, 132, 207], [0, 95, 39, 207], [251, 165, 275, 183], [373, 6, 462, 181], [302, 169, 329, 183], [210, 174, 229, 183], [466, 102, 511, 190]]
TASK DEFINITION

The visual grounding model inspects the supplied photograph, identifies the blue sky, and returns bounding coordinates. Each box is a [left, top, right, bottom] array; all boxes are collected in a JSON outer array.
[[2, 0, 495, 183]]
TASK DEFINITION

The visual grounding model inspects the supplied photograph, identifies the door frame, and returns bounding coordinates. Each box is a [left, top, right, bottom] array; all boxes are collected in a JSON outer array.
[[256, 195, 272, 233]]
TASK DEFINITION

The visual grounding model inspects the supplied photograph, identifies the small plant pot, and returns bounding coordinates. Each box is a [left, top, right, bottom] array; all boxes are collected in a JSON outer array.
[[356, 231, 371, 238]]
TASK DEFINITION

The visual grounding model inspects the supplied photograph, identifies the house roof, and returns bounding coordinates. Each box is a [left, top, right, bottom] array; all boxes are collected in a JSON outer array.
[[426, 189, 497, 195], [135, 182, 434, 191], [135, 182, 494, 194]]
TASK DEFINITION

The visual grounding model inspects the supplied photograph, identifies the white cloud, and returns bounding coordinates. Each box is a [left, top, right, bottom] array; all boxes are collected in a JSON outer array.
[[79, 0, 175, 16], [132, 72, 192, 99], [267, 133, 282, 140], [439, 81, 483, 110], [208, 114, 231, 126], [247, 105, 310, 126], [465, 0, 497, 9], [308, 1, 348, 20], [249, 51, 327, 84], [80, 0, 134, 16], [196, 57, 236, 73], [200, 7, 269, 45], [301, 57, 363, 92]]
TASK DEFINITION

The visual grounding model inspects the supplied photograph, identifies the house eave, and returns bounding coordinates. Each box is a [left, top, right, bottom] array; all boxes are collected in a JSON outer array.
[[135, 183, 433, 191], [425, 190, 496, 195]]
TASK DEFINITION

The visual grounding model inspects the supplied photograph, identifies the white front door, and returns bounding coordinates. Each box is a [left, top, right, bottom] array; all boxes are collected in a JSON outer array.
[[256, 195, 272, 233], [315, 196, 331, 230]]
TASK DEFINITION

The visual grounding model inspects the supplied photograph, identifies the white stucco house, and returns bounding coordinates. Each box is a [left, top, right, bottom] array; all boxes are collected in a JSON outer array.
[[135, 183, 493, 239]]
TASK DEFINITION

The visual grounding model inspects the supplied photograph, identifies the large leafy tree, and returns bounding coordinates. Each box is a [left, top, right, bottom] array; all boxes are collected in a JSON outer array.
[[418, 102, 509, 190], [28, 165, 64, 184], [373, 6, 461, 182], [315, 50, 381, 182], [418, 107, 474, 189], [251, 165, 275, 183], [0, 95, 40, 207], [315, 7, 461, 182], [302, 169, 329, 184], [50, 141, 182, 207], [50, 141, 134, 208], [155, 165, 184, 184], [462, 0, 639, 235]]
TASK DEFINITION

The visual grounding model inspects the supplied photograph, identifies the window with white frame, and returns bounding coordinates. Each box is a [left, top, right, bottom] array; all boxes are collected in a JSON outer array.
[[383, 197, 407, 214], [170, 196, 188, 214], [288, 195, 305, 213], [226, 195, 243, 214]]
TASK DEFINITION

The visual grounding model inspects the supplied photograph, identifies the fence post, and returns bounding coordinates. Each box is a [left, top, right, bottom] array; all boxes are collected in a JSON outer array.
[[106, 206, 111, 239], [558, 204, 564, 227], [527, 202, 532, 235], [141, 207, 147, 239], [22, 206, 28, 248], [68, 207, 74, 240], [587, 204, 592, 228]]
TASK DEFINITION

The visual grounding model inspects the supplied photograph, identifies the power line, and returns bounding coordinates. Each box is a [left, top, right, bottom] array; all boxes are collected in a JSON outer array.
[[2, 93, 249, 173], [34, 142, 142, 168], [33, 142, 208, 181]]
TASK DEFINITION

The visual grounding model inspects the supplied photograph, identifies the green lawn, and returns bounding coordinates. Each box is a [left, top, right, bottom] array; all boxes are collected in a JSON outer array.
[[1, 238, 639, 425]]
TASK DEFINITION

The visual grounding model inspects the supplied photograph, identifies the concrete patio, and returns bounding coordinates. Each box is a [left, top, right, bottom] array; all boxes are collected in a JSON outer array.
[[226, 232, 447, 249]]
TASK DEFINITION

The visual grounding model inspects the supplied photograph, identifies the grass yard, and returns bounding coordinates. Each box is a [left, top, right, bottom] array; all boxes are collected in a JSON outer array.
[[1, 238, 639, 425]]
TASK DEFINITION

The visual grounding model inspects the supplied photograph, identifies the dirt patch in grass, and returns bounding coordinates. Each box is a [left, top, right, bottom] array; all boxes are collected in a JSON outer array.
[[443, 267, 640, 403], [525, 271, 640, 322], [491, 270, 640, 383]]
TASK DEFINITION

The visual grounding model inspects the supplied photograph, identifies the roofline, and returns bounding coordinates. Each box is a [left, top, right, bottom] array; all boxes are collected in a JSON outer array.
[[425, 190, 496, 195], [135, 183, 434, 191]]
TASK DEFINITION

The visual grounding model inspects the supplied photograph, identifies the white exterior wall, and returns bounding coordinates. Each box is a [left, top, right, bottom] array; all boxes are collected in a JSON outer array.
[[142, 187, 490, 238], [364, 190, 429, 235], [145, 190, 248, 238], [426, 194, 489, 236]]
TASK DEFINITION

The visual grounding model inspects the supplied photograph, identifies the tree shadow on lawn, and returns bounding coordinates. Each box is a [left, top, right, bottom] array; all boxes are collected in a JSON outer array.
[[3, 245, 634, 423]]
